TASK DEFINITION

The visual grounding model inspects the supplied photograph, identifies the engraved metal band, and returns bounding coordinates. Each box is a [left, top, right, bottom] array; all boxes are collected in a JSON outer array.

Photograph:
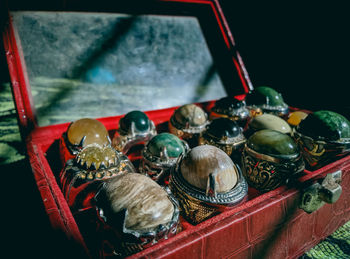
[[248, 104, 289, 116]]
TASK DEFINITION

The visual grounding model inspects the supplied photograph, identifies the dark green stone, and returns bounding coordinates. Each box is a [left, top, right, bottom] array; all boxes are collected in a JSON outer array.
[[214, 96, 245, 110], [147, 133, 185, 158], [120, 110, 150, 133], [246, 86, 286, 107], [207, 118, 241, 139], [298, 110, 350, 141], [247, 129, 298, 157]]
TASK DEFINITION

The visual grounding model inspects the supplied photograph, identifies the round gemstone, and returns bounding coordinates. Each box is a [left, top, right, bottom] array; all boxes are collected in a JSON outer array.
[[246, 86, 287, 107], [103, 173, 174, 230], [119, 110, 150, 134], [297, 110, 350, 141], [174, 104, 207, 127], [180, 145, 238, 193], [247, 129, 299, 157], [214, 96, 245, 110], [287, 111, 308, 126], [206, 118, 241, 139], [249, 114, 291, 134], [147, 133, 185, 158], [67, 118, 110, 147]]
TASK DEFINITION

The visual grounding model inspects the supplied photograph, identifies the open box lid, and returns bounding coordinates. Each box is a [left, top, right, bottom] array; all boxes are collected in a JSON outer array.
[[3, 0, 252, 137]]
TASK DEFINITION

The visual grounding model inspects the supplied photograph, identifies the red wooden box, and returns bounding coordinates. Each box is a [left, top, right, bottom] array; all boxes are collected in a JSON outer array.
[[3, 0, 350, 258]]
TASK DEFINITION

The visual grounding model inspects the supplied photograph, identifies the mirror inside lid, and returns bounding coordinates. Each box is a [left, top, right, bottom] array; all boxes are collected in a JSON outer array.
[[11, 11, 237, 127]]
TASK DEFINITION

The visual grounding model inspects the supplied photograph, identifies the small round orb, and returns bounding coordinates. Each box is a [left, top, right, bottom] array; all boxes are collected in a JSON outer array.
[[103, 173, 174, 230], [213, 96, 245, 112], [249, 114, 291, 134], [287, 111, 308, 126], [206, 118, 242, 140], [247, 86, 287, 107], [67, 118, 110, 147], [146, 133, 185, 158], [76, 144, 118, 170], [247, 129, 299, 157], [119, 110, 151, 134], [297, 110, 350, 142], [180, 145, 238, 193], [173, 104, 207, 128]]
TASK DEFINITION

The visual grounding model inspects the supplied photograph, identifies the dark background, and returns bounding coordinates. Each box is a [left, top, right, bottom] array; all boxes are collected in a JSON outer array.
[[0, 0, 349, 258]]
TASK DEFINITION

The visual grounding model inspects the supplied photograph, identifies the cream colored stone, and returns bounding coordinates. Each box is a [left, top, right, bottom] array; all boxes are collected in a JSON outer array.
[[250, 114, 291, 133]]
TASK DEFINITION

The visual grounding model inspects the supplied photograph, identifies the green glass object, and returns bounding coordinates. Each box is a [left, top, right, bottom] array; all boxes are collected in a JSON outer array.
[[246, 86, 289, 116], [297, 110, 350, 141], [247, 129, 298, 158], [242, 129, 304, 192], [140, 133, 188, 184], [294, 110, 350, 169], [147, 133, 185, 158], [119, 110, 150, 134], [112, 110, 157, 153]]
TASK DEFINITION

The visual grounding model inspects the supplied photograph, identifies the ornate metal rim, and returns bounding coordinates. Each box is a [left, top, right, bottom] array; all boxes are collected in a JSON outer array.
[[203, 129, 246, 146], [113, 121, 157, 153], [94, 185, 180, 243], [244, 145, 300, 164], [171, 154, 248, 205], [211, 105, 250, 120], [248, 103, 289, 115], [169, 112, 209, 134]]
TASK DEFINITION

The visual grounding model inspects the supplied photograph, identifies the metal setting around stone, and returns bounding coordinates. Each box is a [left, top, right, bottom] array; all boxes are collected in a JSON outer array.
[[242, 145, 305, 192], [171, 152, 248, 205], [94, 177, 180, 255], [210, 97, 250, 121], [112, 120, 157, 153], [139, 135, 189, 182]]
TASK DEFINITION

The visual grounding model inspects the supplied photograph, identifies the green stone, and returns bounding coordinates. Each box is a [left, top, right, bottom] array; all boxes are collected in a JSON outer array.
[[256, 86, 286, 106], [249, 114, 291, 134], [147, 133, 185, 158], [247, 129, 298, 157], [298, 110, 350, 141], [120, 110, 150, 133]]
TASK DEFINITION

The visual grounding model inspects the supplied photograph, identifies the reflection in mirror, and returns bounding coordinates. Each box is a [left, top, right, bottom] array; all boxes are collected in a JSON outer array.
[[12, 12, 227, 126]]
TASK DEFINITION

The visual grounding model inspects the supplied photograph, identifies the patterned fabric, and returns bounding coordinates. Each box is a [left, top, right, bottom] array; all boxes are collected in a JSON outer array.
[[0, 81, 349, 258]]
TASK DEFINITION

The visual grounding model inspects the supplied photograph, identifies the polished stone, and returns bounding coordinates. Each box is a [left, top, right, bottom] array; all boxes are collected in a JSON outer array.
[[249, 114, 291, 134], [174, 104, 207, 127], [297, 110, 350, 141], [213, 96, 245, 111], [252, 86, 287, 107], [180, 145, 238, 193], [119, 110, 150, 134], [67, 118, 110, 147], [287, 111, 308, 126], [103, 173, 174, 230], [247, 129, 298, 157], [147, 133, 185, 158], [206, 118, 241, 139]]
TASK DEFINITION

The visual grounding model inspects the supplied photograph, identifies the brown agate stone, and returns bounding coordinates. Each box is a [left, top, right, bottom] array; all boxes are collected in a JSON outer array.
[[104, 173, 174, 231], [180, 145, 238, 193], [67, 118, 110, 147]]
